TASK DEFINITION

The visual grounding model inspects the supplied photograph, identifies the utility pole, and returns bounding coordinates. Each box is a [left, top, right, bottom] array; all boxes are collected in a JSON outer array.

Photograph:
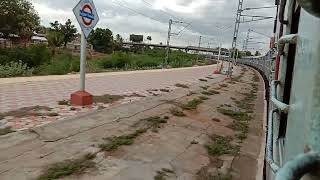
[[244, 28, 251, 52], [197, 35, 202, 61], [229, 0, 244, 76], [165, 19, 173, 67]]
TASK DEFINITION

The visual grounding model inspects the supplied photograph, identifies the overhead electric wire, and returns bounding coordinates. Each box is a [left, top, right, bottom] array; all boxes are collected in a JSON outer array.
[[112, 0, 163, 24], [140, 0, 183, 21]]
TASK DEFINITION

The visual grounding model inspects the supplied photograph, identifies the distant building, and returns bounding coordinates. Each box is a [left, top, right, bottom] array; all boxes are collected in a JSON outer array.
[[31, 33, 48, 45], [67, 35, 93, 51]]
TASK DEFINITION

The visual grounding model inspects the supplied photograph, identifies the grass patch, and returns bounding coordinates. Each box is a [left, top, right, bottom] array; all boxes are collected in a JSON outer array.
[[219, 84, 228, 88], [201, 91, 214, 96], [180, 98, 203, 110], [187, 91, 197, 96], [160, 89, 170, 92], [154, 168, 175, 180], [58, 100, 70, 106], [199, 78, 208, 82], [101, 116, 168, 151], [170, 108, 186, 117], [218, 108, 251, 141], [252, 73, 260, 82], [0, 127, 15, 136], [99, 128, 148, 151], [206, 76, 214, 79], [37, 154, 96, 180], [47, 112, 59, 117], [175, 83, 189, 89], [205, 135, 240, 156], [197, 170, 232, 180], [93, 94, 124, 104], [199, 96, 209, 100], [209, 90, 220, 94], [200, 86, 210, 90], [213, 173, 232, 180]]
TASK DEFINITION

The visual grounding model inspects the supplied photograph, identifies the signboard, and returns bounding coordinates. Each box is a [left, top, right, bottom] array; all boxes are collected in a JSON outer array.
[[73, 0, 99, 39]]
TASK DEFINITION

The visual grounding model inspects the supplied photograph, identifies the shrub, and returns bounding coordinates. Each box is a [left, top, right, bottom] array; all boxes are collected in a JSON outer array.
[[35, 53, 80, 75], [0, 61, 34, 78], [0, 44, 51, 67]]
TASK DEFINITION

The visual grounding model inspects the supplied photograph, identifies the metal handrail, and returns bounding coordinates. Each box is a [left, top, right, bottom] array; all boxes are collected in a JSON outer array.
[[266, 109, 281, 172], [278, 34, 299, 55], [271, 80, 290, 113], [275, 152, 320, 180]]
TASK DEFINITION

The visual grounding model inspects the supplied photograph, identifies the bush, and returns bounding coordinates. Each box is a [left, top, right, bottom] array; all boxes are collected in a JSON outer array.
[[35, 53, 80, 75], [0, 61, 34, 78], [0, 44, 51, 67]]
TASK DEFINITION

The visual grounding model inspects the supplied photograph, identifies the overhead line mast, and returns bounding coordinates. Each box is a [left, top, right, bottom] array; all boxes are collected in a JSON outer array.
[[229, 0, 276, 77]]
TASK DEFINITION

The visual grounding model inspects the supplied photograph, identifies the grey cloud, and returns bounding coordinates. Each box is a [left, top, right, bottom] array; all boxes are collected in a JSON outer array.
[[31, 0, 277, 52]]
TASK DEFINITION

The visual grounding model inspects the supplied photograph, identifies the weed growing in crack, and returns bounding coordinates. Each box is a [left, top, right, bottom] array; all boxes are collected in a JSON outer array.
[[209, 90, 220, 94], [219, 84, 228, 88], [160, 89, 170, 92], [154, 168, 175, 180], [197, 170, 232, 180], [201, 91, 214, 96], [180, 98, 204, 110], [199, 78, 208, 82], [205, 135, 240, 156], [170, 108, 186, 117], [0, 127, 15, 136], [93, 94, 124, 104], [99, 128, 148, 151], [37, 153, 96, 180], [200, 86, 210, 90], [187, 91, 197, 96], [58, 100, 70, 106], [175, 83, 189, 89], [199, 96, 209, 100]]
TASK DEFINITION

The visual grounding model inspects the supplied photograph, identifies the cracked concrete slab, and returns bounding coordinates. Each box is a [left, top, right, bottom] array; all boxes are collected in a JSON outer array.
[[0, 66, 266, 180]]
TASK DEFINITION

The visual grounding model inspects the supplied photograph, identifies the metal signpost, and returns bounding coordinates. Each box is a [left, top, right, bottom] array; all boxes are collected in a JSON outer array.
[[71, 0, 99, 106]]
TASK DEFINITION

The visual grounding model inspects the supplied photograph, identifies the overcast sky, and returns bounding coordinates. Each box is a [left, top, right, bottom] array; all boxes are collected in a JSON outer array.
[[30, 0, 276, 52]]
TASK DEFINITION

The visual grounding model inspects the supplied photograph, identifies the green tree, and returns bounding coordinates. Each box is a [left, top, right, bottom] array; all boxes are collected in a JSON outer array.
[[114, 34, 123, 51], [49, 21, 60, 31], [255, 51, 261, 56], [60, 19, 77, 47], [88, 28, 113, 53], [46, 31, 64, 55], [147, 36, 152, 44], [245, 51, 252, 56], [0, 0, 40, 40], [49, 20, 77, 47]]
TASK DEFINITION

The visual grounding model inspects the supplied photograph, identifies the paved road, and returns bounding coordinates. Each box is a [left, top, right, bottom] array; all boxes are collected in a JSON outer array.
[[0, 65, 220, 112]]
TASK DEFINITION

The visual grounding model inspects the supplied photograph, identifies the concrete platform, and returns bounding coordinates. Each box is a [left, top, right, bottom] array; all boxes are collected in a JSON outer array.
[[0, 66, 266, 180]]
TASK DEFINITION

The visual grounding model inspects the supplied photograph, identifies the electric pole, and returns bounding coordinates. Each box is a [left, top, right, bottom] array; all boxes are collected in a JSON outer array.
[[244, 29, 251, 52], [197, 36, 202, 61], [165, 19, 173, 67], [229, 0, 244, 76], [164, 19, 188, 67]]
